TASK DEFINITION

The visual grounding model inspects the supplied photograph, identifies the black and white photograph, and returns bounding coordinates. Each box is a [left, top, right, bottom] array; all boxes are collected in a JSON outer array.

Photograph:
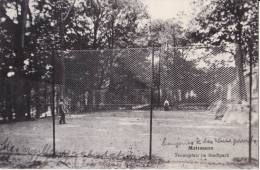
[[0, 0, 258, 169]]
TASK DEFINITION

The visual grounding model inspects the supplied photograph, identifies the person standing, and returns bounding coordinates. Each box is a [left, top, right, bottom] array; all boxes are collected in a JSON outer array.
[[59, 99, 66, 124], [164, 99, 169, 111]]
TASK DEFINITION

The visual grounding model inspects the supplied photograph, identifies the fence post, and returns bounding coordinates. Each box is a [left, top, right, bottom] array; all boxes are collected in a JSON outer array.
[[158, 48, 161, 108], [149, 45, 155, 160], [51, 51, 56, 157], [248, 48, 252, 163]]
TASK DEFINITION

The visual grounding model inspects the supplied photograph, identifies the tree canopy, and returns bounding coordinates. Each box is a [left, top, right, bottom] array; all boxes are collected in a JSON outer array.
[[0, 0, 257, 120], [190, 0, 258, 65]]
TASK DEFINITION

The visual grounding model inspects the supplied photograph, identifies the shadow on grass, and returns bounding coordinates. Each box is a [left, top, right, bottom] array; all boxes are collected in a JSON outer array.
[[1, 152, 259, 169], [0, 151, 167, 169], [231, 157, 259, 169]]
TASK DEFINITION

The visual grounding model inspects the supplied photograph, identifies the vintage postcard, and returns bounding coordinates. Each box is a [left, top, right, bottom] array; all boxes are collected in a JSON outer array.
[[0, 0, 258, 169]]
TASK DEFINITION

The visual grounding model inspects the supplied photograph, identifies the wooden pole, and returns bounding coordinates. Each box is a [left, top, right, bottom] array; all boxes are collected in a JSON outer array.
[[51, 51, 56, 157], [149, 45, 154, 160], [248, 46, 253, 163], [158, 49, 161, 108]]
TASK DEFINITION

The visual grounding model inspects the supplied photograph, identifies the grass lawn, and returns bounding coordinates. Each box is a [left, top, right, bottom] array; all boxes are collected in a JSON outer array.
[[0, 110, 258, 168]]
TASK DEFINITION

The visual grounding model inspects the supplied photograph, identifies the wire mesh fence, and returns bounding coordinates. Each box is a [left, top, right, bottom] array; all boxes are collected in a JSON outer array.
[[160, 46, 238, 111], [0, 77, 54, 122], [57, 45, 256, 118], [61, 48, 153, 113], [0, 45, 257, 165], [0, 45, 255, 121]]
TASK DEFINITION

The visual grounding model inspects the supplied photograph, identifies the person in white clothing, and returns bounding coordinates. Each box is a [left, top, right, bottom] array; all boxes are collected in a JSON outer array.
[[164, 99, 169, 111]]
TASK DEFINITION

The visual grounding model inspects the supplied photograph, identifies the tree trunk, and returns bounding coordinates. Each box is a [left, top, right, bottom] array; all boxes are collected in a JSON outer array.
[[87, 90, 94, 111], [14, 79, 26, 121], [44, 82, 48, 112], [157, 85, 160, 107], [234, 43, 247, 102], [14, 0, 29, 121], [25, 80, 31, 120], [173, 89, 179, 106], [35, 82, 41, 118], [0, 76, 5, 120], [5, 79, 13, 122]]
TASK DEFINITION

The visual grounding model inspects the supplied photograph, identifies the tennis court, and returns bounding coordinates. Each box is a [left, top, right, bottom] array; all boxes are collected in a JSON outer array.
[[0, 110, 258, 168]]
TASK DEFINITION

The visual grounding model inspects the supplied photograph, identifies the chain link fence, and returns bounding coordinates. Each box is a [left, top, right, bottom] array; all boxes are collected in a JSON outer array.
[[61, 48, 152, 113], [58, 46, 256, 119], [1, 45, 254, 121], [161, 46, 237, 110], [0, 45, 257, 164]]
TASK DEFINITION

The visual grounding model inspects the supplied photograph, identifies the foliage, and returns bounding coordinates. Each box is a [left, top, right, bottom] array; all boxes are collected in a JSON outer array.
[[0, 0, 149, 120], [189, 0, 258, 64], [188, 0, 257, 102]]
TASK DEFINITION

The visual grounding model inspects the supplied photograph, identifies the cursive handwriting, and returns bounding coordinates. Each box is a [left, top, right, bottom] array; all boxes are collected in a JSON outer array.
[[161, 136, 258, 147]]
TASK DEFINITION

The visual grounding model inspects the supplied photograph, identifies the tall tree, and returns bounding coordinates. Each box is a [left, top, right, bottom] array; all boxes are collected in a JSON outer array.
[[63, 0, 148, 110], [0, 0, 32, 120], [0, 0, 76, 120], [189, 0, 258, 102]]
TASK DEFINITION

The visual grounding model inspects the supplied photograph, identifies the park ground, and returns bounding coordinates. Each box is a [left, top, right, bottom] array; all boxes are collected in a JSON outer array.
[[0, 110, 258, 169]]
